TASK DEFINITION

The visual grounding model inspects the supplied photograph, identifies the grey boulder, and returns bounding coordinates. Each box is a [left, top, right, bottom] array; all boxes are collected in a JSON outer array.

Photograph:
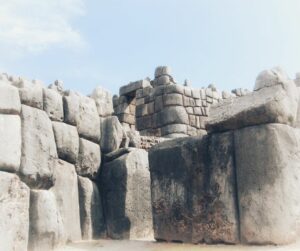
[[43, 88, 64, 121], [90, 87, 114, 117], [0, 80, 21, 114]]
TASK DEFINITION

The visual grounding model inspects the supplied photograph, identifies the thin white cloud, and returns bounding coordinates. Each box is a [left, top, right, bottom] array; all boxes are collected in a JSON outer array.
[[0, 0, 86, 56]]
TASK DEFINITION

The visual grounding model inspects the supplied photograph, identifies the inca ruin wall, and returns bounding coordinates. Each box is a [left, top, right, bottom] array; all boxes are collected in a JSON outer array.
[[1, 66, 300, 251]]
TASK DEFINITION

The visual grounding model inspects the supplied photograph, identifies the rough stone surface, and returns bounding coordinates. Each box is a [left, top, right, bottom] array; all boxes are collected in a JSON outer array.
[[120, 80, 151, 96], [20, 105, 58, 188], [0, 172, 30, 251], [13, 78, 43, 109], [149, 135, 239, 244], [91, 87, 114, 117], [100, 116, 124, 154], [234, 124, 300, 245], [43, 88, 64, 121], [0, 115, 21, 173], [64, 91, 101, 142], [101, 149, 153, 240], [51, 159, 82, 242], [76, 138, 101, 179], [0, 80, 21, 114], [29, 190, 65, 251], [156, 106, 189, 127], [207, 79, 299, 132], [78, 176, 106, 240], [254, 67, 289, 91], [126, 130, 141, 148], [155, 66, 172, 78], [52, 121, 79, 164]]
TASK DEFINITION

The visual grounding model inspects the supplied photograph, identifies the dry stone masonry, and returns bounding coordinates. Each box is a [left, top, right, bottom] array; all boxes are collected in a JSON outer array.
[[1, 66, 300, 250]]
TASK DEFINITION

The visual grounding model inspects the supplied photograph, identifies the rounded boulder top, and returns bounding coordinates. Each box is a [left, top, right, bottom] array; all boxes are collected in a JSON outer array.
[[154, 66, 172, 78]]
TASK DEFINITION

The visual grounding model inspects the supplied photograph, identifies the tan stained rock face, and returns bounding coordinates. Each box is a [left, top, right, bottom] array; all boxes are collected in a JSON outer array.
[[0, 172, 30, 251], [235, 124, 300, 245]]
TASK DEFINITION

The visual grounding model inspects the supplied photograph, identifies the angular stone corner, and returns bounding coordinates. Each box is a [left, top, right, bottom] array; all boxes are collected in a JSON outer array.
[[0, 80, 21, 114], [101, 149, 153, 240]]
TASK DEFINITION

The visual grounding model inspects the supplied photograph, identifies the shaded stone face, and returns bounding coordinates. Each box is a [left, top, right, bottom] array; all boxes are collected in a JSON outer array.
[[149, 134, 239, 244], [100, 149, 153, 240]]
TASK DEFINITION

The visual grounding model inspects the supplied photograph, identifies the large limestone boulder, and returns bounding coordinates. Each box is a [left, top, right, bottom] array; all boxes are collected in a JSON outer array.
[[20, 105, 58, 188], [78, 176, 106, 240], [101, 149, 153, 240], [0, 115, 21, 173], [76, 138, 101, 179], [0, 172, 30, 251], [52, 121, 79, 164], [43, 88, 64, 121], [63, 91, 101, 142], [12, 78, 44, 109], [254, 67, 289, 91], [149, 135, 239, 244], [234, 124, 300, 245], [207, 72, 299, 133], [51, 160, 82, 242], [29, 190, 65, 251], [0, 80, 21, 114], [100, 116, 124, 154], [156, 106, 189, 127], [90, 87, 114, 117]]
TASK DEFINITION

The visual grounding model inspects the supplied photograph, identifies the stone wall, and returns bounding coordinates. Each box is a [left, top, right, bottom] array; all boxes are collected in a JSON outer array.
[[113, 66, 250, 138]]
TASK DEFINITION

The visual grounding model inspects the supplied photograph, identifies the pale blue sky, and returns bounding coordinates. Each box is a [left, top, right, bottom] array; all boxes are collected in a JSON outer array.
[[0, 0, 300, 95]]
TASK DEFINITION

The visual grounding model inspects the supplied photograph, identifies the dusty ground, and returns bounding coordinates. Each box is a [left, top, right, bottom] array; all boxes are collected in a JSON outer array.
[[55, 240, 300, 251]]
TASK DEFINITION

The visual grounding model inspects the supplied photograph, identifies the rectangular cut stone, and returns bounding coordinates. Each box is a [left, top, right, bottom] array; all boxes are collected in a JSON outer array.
[[136, 115, 152, 130], [154, 95, 163, 112], [136, 97, 144, 106], [78, 176, 106, 240], [51, 160, 82, 242], [157, 106, 189, 126], [235, 124, 300, 245], [192, 89, 200, 99], [136, 104, 147, 117], [0, 172, 30, 251], [52, 122, 79, 164], [101, 149, 153, 240], [20, 105, 58, 189], [43, 88, 64, 121], [118, 113, 135, 125], [163, 93, 183, 106], [76, 138, 101, 179], [0, 115, 21, 172], [184, 87, 192, 97], [207, 81, 299, 133], [149, 134, 239, 244], [120, 80, 151, 96], [0, 81, 21, 114], [164, 84, 184, 94], [29, 190, 65, 251]]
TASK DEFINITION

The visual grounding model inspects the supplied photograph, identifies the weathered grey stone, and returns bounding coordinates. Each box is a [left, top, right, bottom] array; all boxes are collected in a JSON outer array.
[[20, 105, 57, 188], [136, 115, 152, 130], [0, 80, 21, 114], [64, 91, 101, 142], [103, 148, 134, 163], [164, 84, 184, 95], [48, 80, 64, 95], [0, 115, 21, 172], [155, 66, 172, 78], [0, 172, 30, 251], [157, 106, 189, 126], [78, 176, 106, 240], [76, 138, 101, 179], [51, 160, 82, 242], [161, 124, 187, 136], [126, 129, 141, 147], [91, 86, 114, 117], [29, 190, 65, 251], [156, 75, 171, 86], [254, 67, 289, 91], [207, 78, 299, 132], [100, 116, 124, 154], [12, 78, 43, 109], [101, 149, 153, 240], [149, 134, 239, 244], [120, 79, 151, 96], [43, 88, 64, 121], [234, 124, 300, 245], [52, 122, 79, 164], [163, 93, 183, 106]]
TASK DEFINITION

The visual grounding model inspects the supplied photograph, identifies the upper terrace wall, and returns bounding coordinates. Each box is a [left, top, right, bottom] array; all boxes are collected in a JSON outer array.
[[113, 66, 250, 138]]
